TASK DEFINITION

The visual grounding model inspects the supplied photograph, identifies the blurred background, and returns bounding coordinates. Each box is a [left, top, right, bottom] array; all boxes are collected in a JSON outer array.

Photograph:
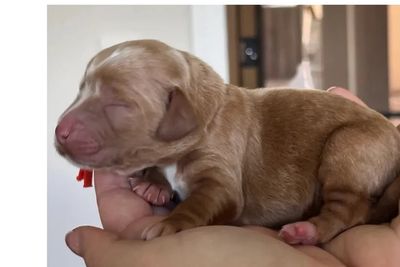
[[48, 5, 400, 267], [227, 5, 399, 121]]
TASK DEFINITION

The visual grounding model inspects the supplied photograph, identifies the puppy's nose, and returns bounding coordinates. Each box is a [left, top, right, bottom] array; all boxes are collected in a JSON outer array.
[[55, 116, 100, 156], [55, 116, 76, 145], [55, 124, 70, 144]]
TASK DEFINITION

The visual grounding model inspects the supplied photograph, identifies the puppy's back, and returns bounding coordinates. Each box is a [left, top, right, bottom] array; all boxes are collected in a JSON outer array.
[[238, 88, 400, 227]]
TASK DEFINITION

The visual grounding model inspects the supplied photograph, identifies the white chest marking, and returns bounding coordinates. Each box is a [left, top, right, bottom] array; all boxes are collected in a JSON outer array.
[[161, 163, 187, 200]]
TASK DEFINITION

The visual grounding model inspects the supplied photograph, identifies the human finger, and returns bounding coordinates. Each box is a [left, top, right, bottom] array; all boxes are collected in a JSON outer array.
[[65, 226, 145, 267], [94, 170, 153, 233], [326, 87, 368, 108]]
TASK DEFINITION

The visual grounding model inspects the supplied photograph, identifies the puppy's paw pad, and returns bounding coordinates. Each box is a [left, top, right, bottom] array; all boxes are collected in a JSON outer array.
[[129, 178, 148, 193], [279, 221, 318, 245], [130, 179, 171, 206], [157, 189, 171, 206]]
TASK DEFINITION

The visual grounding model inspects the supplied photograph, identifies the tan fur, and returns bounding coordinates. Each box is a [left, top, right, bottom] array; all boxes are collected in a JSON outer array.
[[56, 40, 400, 243]]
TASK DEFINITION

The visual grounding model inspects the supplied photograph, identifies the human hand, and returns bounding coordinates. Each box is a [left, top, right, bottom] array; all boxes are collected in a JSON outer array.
[[327, 86, 400, 128], [68, 156, 343, 267], [93, 170, 152, 234], [66, 224, 344, 267], [326, 86, 368, 107], [65, 208, 400, 267], [93, 170, 168, 238]]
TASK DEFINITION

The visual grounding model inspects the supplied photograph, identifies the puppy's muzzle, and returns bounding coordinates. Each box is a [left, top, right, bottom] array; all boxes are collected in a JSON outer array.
[[55, 116, 100, 157]]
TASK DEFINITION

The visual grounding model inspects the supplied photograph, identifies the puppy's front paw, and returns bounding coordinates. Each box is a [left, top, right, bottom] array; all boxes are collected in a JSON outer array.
[[141, 218, 195, 240], [129, 177, 172, 206]]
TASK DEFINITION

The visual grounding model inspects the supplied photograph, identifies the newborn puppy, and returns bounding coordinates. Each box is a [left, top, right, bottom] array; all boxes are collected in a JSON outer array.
[[55, 40, 400, 244]]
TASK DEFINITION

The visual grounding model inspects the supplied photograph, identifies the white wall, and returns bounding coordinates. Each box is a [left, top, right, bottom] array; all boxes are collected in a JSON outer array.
[[191, 5, 229, 82], [48, 5, 227, 267]]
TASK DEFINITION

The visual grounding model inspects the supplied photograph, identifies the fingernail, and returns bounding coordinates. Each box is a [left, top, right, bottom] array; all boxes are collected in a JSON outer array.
[[65, 230, 80, 255], [327, 86, 337, 92]]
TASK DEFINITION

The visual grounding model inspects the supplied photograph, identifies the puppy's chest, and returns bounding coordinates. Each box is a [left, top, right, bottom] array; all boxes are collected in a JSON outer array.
[[160, 163, 188, 200]]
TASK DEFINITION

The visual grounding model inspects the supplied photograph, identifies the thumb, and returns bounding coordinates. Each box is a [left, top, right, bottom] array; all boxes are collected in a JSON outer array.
[[65, 226, 118, 259]]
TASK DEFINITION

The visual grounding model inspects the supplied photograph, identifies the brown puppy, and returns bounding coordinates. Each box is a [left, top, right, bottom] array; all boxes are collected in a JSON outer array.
[[55, 40, 400, 244]]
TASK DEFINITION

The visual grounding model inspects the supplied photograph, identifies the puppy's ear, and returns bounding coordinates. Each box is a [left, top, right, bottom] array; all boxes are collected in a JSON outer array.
[[156, 89, 198, 142]]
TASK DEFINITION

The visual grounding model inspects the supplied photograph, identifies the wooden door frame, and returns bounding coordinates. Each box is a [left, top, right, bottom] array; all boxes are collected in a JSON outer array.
[[227, 5, 262, 88]]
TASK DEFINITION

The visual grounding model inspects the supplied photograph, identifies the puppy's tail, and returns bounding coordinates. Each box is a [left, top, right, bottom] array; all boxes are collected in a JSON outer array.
[[368, 124, 400, 224]]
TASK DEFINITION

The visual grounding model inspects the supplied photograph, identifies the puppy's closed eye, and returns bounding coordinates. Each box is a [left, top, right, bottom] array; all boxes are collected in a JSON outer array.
[[104, 104, 133, 130]]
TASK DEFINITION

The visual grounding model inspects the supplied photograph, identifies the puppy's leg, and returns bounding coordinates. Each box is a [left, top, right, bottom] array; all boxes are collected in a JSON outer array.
[[142, 174, 241, 240], [280, 188, 370, 245], [280, 124, 399, 244]]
